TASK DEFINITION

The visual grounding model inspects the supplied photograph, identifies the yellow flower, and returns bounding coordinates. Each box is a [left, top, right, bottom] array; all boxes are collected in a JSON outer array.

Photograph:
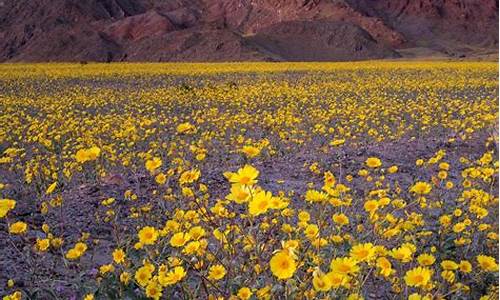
[[347, 293, 364, 300], [350, 243, 375, 262], [479, 152, 493, 165], [74, 242, 87, 253], [99, 264, 115, 275], [83, 294, 94, 300], [75, 146, 101, 163], [439, 215, 452, 227], [182, 240, 201, 255], [0, 199, 16, 218], [237, 287, 253, 300], [438, 170, 447, 180], [256, 285, 271, 299], [120, 272, 131, 285], [188, 226, 206, 240], [112, 248, 126, 264], [476, 255, 499, 272], [323, 171, 336, 187], [182, 187, 194, 197], [282, 239, 300, 251], [241, 145, 260, 158], [159, 266, 187, 286], [176, 122, 196, 134], [331, 235, 344, 244], [452, 222, 466, 233], [248, 190, 272, 216], [330, 257, 359, 276], [226, 184, 252, 204], [298, 211, 310, 222], [226, 165, 259, 186], [364, 200, 379, 214], [45, 181, 57, 195], [9, 221, 27, 234], [390, 245, 413, 263], [458, 260, 472, 273], [135, 265, 153, 287], [305, 190, 328, 203], [445, 181, 454, 189], [410, 182, 432, 195], [441, 270, 455, 283], [138, 226, 158, 245], [145, 281, 163, 300], [365, 157, 382, 168], [312, 270, 332, 292], [304, 224, 319, 239], [417, 254, 435, 266], [404, 267, 433, 287], [101, 197, 115, 206], [170, 232, 191, 247], [270, 195, 288, 209], [376, 257, 393, 277], [36, 238, 50, 252], [3, 291, 22, 300], [378, 197, 390, 207], [155, 173, 167, 185], [440, 260, 458, 270], [408, 293, 431, 300], [438, 162, 450, 170], [270, 250, 297, 280], [145, 157, 162, 173], [332, 213, 349, 226], [387, 166, 398, 173], [358, 169, 369, 177], [65, 248, 82, 260], [179, 169, 201, 185], [208, 264, 227, 281], [330, 139, 345, 146], [326, 271, 347, 288]]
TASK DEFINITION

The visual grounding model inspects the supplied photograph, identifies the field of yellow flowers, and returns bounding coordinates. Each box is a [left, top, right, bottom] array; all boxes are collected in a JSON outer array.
[[0, 61, 498, 300]]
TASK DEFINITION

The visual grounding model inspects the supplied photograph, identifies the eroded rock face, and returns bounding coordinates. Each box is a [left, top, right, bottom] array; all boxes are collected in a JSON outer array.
[[103, 10, 177, 41], [0, 0, 497, 62], [248, 20, 401, 61], [353, 0, 499, 47]]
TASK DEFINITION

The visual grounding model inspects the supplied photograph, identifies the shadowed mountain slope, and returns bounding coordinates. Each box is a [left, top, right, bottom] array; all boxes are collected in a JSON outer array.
[[0, 0, 497, 62]]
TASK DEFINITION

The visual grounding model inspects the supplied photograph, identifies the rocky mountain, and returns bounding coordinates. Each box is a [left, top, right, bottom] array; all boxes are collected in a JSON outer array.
[[0, 0, 497, 62]]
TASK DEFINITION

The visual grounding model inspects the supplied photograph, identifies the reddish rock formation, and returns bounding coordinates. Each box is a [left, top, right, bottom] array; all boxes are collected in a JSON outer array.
[[0, 0, 497, 62], [103, 10, 177, 41], [248, 20, 399, 61]]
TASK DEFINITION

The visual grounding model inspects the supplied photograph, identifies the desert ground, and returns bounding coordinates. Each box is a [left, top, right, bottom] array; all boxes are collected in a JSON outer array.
[[0, 62, 498, 299]]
